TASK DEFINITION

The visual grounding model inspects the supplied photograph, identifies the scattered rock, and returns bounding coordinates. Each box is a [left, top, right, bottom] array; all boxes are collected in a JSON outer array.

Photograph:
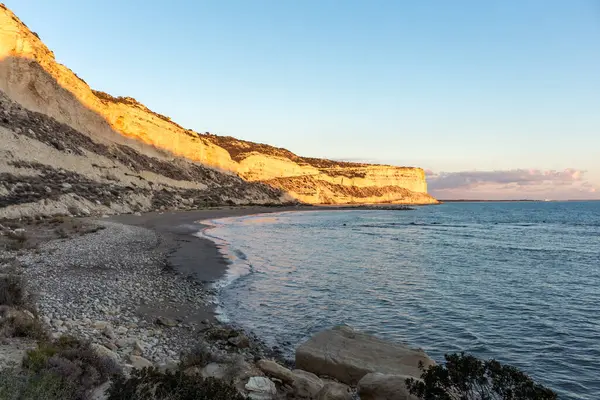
[[228, 334, 250, 348], [292, 369, 324, 399], [103, 325, 116, 339], [357, 373, 418, 400], [257, 359, 294, 384], [131, 339, 144, 356], [91, 343, 120, 364], [129, 355, 153, 369], [245, 376, 277, 400], [155, 316, 177, 327], [317, 382, 353, 400], [105, 342, 118, 351], [200, 362, 227, 379], [61, 183, 72, 190], [94, 321, 108, 331], [296, 325, 433, 384]]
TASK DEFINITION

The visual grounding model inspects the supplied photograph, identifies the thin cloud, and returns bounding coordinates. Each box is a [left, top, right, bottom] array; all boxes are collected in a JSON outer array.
[[427, 169, 599, 200]]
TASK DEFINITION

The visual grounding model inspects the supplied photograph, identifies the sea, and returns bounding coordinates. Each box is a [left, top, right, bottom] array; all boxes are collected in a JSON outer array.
[[201, 201, 600, 400]]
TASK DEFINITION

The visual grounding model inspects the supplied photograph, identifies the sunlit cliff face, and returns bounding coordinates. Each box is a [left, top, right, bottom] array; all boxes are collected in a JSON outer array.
[[0, 5, 437, 205]]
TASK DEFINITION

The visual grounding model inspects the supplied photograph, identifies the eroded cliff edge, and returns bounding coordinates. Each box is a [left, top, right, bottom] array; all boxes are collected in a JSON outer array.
[[0, 5, 437, 206]]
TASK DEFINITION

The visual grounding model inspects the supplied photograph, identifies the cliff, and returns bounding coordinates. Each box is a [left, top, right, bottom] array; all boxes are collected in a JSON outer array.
[[0, 4, 437, 206]]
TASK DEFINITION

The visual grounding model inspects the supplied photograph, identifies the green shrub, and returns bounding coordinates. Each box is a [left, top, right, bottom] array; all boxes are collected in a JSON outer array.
[[405, 352, 557, 400], [107, 368, 245, 400]]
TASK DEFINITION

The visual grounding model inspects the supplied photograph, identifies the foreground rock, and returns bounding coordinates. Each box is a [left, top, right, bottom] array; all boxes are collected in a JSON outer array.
[[257, 359, 295, 384], [245, 376, 277, 400], [296, 325, 434, 384], [317, 382, 353, 400], [291, 369, 324, 398], [358, 372, 418, 400]]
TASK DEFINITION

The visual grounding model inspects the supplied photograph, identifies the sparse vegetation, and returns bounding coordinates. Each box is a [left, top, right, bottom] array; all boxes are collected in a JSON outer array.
[[107, 368, 245, 400], [3, 229, 29, 250], [0, 368, 74, 400], [405, 352, 557, 400], [0, 273, 26, 307], [21, 336, 121, 399], [180, 341, 215, 369], [0, 310, 47, 340]]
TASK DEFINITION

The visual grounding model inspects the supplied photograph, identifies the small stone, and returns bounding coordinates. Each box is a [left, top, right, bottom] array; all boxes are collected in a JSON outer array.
[[228, 334, 250, 348], [61, 183, 72, 190], [131, 340, 144, 356], [157, 360, 179, 373], [116, 326, 128, 335], [94, 321, 108, 330], [91, 344, 120, 364], [200, 363, 227, 379], [105, 342, 118, 351], [245, 377, 277, 400], [129, 355, 153, 369], [44, 186, 52, 194], [317, 382, 353, 400], [257, 359, 294, 384], [155, 316, 177, 327], [103, 325, 116, 339], [292, 369, 324, 399]]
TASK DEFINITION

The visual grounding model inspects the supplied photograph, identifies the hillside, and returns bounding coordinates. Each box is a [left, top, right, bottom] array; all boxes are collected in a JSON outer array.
[[0, 4, 437, 217]]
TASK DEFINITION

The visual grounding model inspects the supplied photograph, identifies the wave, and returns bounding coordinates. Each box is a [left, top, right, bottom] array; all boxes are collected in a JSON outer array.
[[358, 222, 469, 228]]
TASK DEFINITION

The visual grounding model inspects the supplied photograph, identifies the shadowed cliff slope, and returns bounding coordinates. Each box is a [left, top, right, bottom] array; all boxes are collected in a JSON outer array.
[[0, 4, 437, 207]]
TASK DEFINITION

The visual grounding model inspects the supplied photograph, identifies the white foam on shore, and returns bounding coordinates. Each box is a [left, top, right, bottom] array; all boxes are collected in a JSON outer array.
[[194, 215, 260, 322], [194, 210, 312, 323]]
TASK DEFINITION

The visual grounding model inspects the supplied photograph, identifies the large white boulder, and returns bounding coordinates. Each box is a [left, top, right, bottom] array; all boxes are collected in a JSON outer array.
[[295, 325, 433, 384]]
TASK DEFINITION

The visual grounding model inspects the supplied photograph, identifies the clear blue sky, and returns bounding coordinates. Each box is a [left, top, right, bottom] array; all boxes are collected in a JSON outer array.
[[6, 0, 600, 198]]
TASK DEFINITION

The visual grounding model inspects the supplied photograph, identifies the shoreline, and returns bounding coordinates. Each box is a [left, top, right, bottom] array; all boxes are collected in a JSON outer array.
[[111, 204, 418, 322], [111, 205, 315, 324]]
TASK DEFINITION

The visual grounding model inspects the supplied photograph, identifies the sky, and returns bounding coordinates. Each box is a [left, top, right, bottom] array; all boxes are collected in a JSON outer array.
[[6, 0, 600, 200]]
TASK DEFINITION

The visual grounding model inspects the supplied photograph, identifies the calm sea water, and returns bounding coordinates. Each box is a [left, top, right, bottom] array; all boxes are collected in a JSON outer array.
[[202, 202, 600, 399]]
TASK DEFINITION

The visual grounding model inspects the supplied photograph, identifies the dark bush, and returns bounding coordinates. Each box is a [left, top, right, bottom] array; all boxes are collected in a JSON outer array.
[[23, 336, 121, 399], [0, 311, 47, 340], [107, 367, 245, 400], [405, 352, 557, 400], [180, 341, 215, 368], [0, 274, 26, 306]]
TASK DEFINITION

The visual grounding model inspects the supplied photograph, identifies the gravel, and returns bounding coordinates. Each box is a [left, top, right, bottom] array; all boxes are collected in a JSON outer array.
[[18, 220, 212, 366]]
